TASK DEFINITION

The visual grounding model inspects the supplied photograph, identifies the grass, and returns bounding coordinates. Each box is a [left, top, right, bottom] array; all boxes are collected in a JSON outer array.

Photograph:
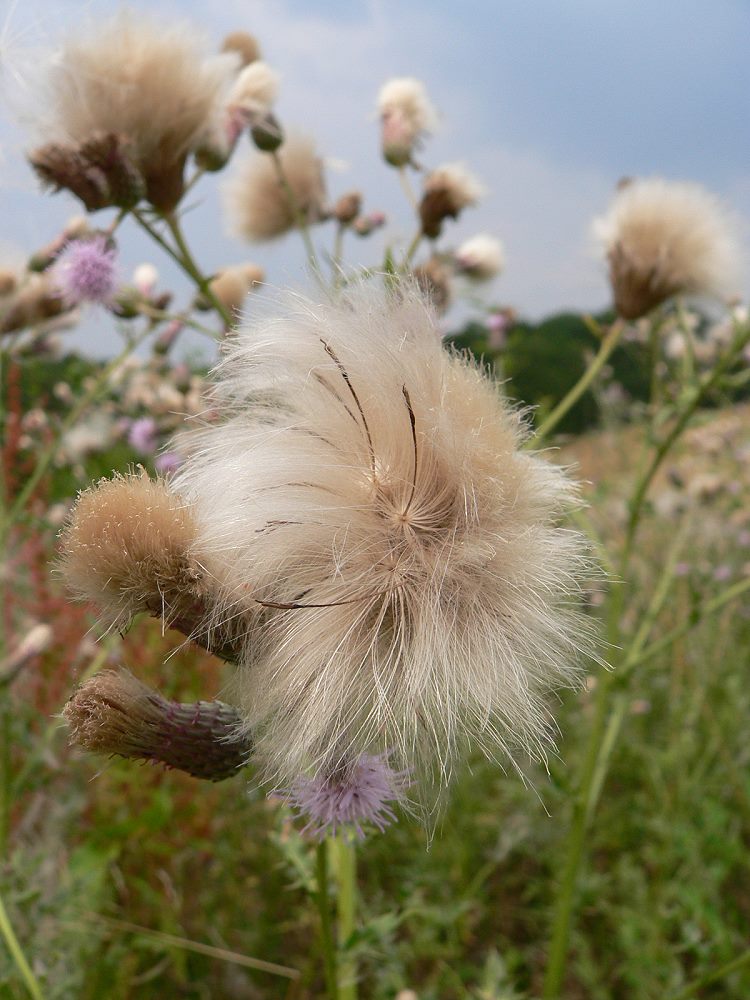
[[1, 403, 750, 999]]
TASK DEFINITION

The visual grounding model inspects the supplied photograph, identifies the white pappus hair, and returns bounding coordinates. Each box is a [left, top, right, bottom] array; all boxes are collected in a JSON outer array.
[[173, 281, 595, 787]]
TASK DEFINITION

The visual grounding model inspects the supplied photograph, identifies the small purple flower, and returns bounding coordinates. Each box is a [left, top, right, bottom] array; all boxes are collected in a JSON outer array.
[[275, 753, 410, 840], [155, 451, 183, 474], [128, 416, 158, 454], [713, 564, 732, 583], [54, 236, 118, 305]]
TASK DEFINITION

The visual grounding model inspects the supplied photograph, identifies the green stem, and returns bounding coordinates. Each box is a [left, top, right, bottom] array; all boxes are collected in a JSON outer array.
[[0, 892, 43, 1000], [131, 210, 232, 329], [334, 836, 357, 1000], [398, 166, 418, 212], [0, 326, 152, 548], [163, 213, 234, 329], [530, 318, 624, 447], [543, 667, 612, 998], [271, 152, 322, 280], [668, 947, 750, 1000], [137, 305, 220, 340], [402, 230, 422, 268], [316, 841, 338, 1000]]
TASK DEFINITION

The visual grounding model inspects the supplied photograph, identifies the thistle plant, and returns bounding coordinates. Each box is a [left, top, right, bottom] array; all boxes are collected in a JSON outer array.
[[1, 6, 749, 1000]]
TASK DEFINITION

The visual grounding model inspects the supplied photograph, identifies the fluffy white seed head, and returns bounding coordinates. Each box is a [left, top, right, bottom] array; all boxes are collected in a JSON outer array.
[[377, 77, 438, 166], [224, 134, 326, 241], [454, 234, 506, 281], [37, 10, 237, 207], [592, 177, 742, 319], [228, 61, 280, 116], [172, 282, 594, 788]]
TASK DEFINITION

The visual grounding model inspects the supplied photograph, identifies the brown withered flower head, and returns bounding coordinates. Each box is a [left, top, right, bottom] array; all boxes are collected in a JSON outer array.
[[30, 10, 238, 212]]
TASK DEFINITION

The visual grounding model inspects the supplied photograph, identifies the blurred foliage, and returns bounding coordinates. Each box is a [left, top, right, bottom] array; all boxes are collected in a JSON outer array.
[[448, 310, 650, 435]]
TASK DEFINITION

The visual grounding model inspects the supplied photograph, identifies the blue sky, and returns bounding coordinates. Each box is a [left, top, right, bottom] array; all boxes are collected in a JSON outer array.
[[0, 0, 748, 355]]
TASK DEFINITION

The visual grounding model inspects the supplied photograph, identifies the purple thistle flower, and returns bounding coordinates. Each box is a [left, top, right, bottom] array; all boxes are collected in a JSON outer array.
[[275, 753, 410, 840], [155, 451, 183, 475], [54, 236, 118, 305], [128, 416, 158, 454]]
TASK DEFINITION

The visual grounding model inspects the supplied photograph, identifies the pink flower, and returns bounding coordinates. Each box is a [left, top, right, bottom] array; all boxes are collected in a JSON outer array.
[[54, 236, 117, 305], [128, 416, 158, 454], [155, 451, 183, 474], [275, 753, 410, 840]]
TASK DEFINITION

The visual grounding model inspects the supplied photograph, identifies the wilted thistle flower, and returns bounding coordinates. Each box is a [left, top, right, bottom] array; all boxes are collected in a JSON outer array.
[[224, 134, 326, 241], [63, 667, 251, 781], [592, 177, 741, 320], [171, 281, 594, 789], [276, 753, 411, 839], [36, 10, 237, 211], [53, 236, 117, 306], [377, 77, 438, 167], [419, 164, 484, 239], [454, 234, 505, 281]]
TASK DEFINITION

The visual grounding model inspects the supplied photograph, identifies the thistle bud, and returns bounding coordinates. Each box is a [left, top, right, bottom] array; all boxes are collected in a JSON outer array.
[[153, 319, 185, 355], [63, 667, 252, 781], [250, 112, 284, 153], [333, 192, 362, 226], [353, 211, 386, 237], [221, 31, 262, 67]]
